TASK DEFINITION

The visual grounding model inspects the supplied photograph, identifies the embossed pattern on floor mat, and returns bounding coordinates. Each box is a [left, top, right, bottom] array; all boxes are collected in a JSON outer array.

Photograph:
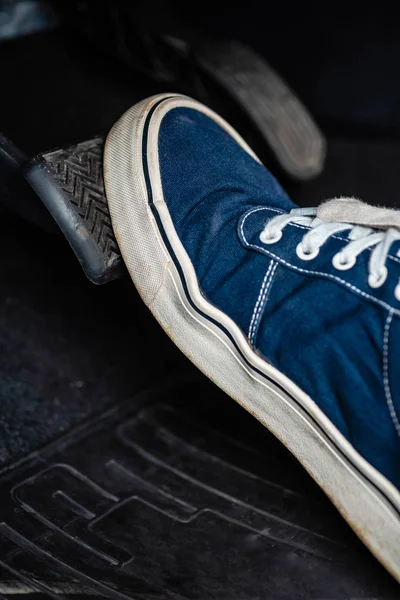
[[0, 380, 398, 599]]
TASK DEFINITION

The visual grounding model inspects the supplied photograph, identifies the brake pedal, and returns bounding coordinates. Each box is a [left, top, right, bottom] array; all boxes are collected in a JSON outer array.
[[196, 40, 326, 181], [26, 138, 123, 284]]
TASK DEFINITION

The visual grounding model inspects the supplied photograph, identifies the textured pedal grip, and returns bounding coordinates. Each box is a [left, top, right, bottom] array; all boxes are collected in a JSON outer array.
[[25, 138, 124, 284], [197, 41, 326, 180]]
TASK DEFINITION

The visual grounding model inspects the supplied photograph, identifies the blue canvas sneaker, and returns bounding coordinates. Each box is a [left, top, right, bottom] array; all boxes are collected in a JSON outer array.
[[104, 94, 400, 582]]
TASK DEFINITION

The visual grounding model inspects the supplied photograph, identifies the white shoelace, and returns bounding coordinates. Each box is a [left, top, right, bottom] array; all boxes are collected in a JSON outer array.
[[259, 198, 400, 300]]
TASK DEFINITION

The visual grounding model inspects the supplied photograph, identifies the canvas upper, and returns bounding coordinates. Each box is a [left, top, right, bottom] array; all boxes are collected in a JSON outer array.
[[156, 105, 400, 489]]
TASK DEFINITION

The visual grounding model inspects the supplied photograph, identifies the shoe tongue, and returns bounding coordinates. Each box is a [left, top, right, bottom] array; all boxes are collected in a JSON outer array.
[[317, 197, 400, 231]]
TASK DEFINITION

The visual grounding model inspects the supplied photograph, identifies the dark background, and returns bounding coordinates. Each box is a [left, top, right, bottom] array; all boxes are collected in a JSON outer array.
[[1, 3, 400, 474], [0, 5, 400, 597]]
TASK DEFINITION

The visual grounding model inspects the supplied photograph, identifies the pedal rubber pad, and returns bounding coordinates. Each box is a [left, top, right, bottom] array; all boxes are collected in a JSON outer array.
[[197, 41, 326, 180], [25, 137, 124, 284]]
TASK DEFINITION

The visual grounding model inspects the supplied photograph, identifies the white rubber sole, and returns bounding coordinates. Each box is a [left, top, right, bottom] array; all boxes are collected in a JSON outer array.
[[104, 93, 400, 583]]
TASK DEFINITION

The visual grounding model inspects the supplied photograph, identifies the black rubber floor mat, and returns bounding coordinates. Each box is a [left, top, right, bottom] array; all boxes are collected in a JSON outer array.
[[0, 378, 398, 599]]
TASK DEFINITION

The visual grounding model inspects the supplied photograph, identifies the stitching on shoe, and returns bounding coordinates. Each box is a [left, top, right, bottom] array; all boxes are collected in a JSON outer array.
[[252, 262, 277, 347], [240, 208, 400, 317], [383, 311, 400, 437], [248, 261, 274, 344], [249, 261, 277, 347]]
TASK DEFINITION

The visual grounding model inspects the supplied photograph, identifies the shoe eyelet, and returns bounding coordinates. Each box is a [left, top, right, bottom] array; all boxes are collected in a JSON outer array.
[[368, 266, 388, 289], [395, 284, 400, 301], [296, 242, 319, 261], [332, 253, 357, 271], [259, 229, 282, 245]]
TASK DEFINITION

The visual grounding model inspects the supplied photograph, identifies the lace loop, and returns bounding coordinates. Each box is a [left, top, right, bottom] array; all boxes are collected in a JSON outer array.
[[259, 203, 400, 297]]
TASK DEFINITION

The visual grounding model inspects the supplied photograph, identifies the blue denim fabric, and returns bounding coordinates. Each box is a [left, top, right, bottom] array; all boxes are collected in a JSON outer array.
[[158, 106, 400, 488]]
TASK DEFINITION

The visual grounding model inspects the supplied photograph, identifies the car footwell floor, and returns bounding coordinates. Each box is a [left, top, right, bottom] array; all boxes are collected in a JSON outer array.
[[0, 28, 399, 600]]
